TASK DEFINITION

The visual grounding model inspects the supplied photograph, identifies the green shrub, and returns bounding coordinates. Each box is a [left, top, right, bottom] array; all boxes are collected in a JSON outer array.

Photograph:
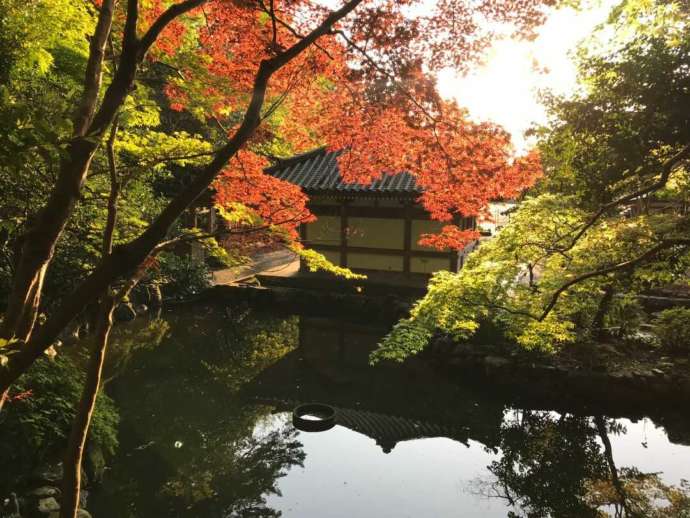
[[157, 252, 211, 299], [605, 295, 645, 338], [653, 308, 690, 353], [0, 354, 119, 490]]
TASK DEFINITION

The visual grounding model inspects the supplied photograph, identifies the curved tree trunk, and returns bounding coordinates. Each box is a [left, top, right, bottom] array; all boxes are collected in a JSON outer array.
[[0, 0, 117, 343], [59, 256, 150, 518], [0, 0, 201, 343], [59, 298, 115, 518], [60, 114, 123, 518]]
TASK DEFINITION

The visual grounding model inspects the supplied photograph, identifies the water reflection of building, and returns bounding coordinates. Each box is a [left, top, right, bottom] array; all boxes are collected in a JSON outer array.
[[247, 315, 504, 454]]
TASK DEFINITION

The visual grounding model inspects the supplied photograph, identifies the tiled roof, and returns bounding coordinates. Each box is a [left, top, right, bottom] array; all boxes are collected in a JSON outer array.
[[265, 147, 421, 195]]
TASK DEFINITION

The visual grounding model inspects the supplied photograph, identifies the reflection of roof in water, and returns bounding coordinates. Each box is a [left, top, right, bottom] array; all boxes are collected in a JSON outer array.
[[262, 399, 470, 454], [336, 406, 470, 453]]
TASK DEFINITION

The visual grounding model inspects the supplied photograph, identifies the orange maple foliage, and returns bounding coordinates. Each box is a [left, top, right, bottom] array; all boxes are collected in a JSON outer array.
[[141, 0, 549, 251], [214, 150, 315, 240]]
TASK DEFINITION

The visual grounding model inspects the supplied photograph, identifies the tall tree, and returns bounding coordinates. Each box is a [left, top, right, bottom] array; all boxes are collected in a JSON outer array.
[[374, 0, 690, 358]]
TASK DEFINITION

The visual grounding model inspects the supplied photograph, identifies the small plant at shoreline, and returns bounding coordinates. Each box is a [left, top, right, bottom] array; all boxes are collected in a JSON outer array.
[[157, 252, 211, 299], [653, 308, 690, 353]]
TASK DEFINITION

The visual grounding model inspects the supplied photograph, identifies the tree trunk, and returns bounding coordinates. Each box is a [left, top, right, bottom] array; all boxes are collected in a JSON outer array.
[[60, 297, 115, 518], [103, 121, 120, 256], [0, 0, 158, 343], [0, 0, 119, 342], [59, 254, 148, 517], [0, 389, 8, 413], [61, 132, 125, 517], [592, 285, 614, 342]]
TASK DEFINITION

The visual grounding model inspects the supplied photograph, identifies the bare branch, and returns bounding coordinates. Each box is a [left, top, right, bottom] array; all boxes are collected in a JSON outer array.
[[559, 144, 690, 253], [332, 28, 438, 125], [256, 0, 335, 60], [73, 0, 116, 136], [103, 118, 120, 255], [267, 0, 363, 69], [269, 0, 278, 48], [152, 214, 306, 252], [139, 0, 207, 57]]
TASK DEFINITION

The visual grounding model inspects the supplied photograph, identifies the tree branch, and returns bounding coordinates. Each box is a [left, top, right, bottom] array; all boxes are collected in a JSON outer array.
[[138, 0, 206, 58], [538, 238, 690, 321], [73, 0, 116, 136], [102, 118, 120, 255], [559, 144, 690, 254]]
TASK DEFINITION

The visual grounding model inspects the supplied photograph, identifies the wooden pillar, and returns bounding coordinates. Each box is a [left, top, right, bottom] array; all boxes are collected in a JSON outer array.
[[450, 213, 462, 271], [450, 250, 460, 272], [209, 206, 216, 233], [340, 200, 348, 267], [403, 202, 412, 275], [299, 222, 307, 241], [298, 223, 307, 272]]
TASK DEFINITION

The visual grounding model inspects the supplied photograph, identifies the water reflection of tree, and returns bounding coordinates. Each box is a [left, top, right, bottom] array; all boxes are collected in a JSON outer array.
[[473, 411, 690, 518], [586, 416, 690, 518], [93, 308, 304, 517], [160, 414, 305, 518], [476, 410, 608, 517], [203, 311, 299, 392]]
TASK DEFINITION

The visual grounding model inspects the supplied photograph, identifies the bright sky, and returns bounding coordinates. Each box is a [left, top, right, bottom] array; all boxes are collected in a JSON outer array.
[[437, 1, 617, 151]]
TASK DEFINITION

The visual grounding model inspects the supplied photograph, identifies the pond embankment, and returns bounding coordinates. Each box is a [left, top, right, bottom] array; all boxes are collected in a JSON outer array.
[[428, 336, 690, 416], [195, 282, 690, 416]]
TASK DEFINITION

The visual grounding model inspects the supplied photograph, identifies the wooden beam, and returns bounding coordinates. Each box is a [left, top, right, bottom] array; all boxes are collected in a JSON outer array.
[[310, 204, 430, 220], [305, 243, 452, 259], [306, 191, 419, 202]]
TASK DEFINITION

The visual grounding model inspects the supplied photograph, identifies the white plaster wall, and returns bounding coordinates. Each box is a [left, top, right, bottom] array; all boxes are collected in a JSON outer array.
[[410, 256, 451, 274], [347, 253, 404, 271], [478, 202, 516, 236], [307, 215, 340, 245], [347, 217, 405, 250], [411, 220, 444, 251]]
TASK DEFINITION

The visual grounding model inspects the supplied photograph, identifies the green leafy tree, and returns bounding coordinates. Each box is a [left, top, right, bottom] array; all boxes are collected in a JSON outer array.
[[375, 0, 690, 360]]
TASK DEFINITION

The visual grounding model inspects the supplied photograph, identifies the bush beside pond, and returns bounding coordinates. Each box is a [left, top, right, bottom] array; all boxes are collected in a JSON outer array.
[[157, 252, 211, 300], [0, 354, 119, 494], [653, 308, 690, 353]]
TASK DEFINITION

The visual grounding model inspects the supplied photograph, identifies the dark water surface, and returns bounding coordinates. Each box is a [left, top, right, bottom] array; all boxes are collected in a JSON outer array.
[[90, 305, 690, 517]]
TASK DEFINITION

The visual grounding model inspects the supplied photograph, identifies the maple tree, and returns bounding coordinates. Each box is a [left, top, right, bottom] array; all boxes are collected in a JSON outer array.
[[0, 0, 549, 386]]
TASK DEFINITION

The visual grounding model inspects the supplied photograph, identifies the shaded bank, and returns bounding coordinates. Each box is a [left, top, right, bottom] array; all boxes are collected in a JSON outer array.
[[194, 284, 690, 415]]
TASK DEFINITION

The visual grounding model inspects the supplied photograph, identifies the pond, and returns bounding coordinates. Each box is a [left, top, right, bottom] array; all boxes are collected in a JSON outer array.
[[89, 304, 690, 517]]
